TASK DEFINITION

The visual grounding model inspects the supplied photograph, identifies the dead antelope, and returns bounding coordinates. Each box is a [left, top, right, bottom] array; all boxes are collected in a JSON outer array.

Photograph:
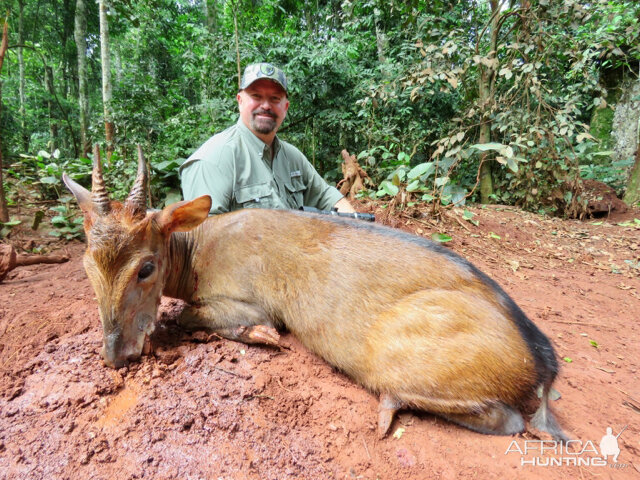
[[63, 147, 567, 440]]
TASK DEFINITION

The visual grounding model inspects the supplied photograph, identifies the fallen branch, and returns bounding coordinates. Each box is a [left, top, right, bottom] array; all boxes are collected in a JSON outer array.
[[0, 244, 69, 282]]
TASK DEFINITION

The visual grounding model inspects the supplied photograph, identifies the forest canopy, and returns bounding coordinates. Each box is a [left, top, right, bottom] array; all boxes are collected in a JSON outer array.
[[0, 0, 639, 225]]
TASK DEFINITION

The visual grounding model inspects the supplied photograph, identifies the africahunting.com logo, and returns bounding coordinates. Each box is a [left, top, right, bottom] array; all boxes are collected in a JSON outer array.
[[505, 426, 629, 468]]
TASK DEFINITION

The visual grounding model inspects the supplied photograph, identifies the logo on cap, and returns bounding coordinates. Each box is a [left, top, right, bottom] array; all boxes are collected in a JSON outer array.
[[261, 64, 275, 76]]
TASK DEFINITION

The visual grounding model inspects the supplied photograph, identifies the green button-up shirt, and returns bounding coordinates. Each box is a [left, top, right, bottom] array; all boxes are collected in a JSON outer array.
[[179, 119, 343, 214]]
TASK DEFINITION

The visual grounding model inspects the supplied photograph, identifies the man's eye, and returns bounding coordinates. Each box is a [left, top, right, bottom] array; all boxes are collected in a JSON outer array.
[[138, 262, 155, 281]]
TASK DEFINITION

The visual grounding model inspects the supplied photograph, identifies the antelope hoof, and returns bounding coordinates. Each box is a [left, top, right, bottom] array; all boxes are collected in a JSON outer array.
[[142, 334, 152, 355], [247, 325, 280, 346]]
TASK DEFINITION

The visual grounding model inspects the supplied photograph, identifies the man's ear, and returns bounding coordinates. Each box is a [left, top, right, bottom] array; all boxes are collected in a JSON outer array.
[[155, 195, 212, 235]]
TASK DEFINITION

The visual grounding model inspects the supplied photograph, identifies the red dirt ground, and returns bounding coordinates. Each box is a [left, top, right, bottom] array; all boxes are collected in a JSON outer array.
[[1, 201, 639, 480]]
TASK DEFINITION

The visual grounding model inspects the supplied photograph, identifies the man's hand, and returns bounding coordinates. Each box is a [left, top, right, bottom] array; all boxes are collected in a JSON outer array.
[[333, 197, 356, 213]]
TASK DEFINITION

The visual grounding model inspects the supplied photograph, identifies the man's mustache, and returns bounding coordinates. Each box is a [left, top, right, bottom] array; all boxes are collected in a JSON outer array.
[[252, 109, 277, 119]]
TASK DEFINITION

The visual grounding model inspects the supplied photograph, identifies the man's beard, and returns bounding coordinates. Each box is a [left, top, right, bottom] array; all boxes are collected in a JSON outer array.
[[251, 109, 277, 134]]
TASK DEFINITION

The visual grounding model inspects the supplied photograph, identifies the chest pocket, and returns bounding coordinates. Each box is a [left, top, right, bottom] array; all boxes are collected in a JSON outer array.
[[235, 183, 277, 209], [284, 176, 306, 209]]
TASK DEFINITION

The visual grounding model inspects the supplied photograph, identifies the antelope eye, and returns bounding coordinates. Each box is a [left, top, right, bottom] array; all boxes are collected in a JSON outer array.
[[138, 262, 155, 281]]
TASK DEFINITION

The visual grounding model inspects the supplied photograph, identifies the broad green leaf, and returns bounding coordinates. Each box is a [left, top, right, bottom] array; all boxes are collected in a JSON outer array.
[[462, 210, 478, 225], [500, 146, 514, 158], [397, 152, 410, 162], [407, 162, 435, 180], [161, 190, 183, 206], [499, 67, 513, 79], [406, 179, 421, 192], [470, 142, 506, 152], [431, 233, 452, 243], [434, 176, 449, 187], [380, 181, 399, 197], [40, 176, 60, 185], [0, 220, 22, 227], [51, 215, 68, 226]]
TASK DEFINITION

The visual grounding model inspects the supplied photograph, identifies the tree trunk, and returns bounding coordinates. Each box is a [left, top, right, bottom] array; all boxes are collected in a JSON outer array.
[[373, 4, 386, 64], [99, 0, 115, 162], [232, 0, 241, 90], [74, 0, 90, 157], [18, 0, 28, 152], [477, 0, 500, 204], [205, 0, 218, 34], [611, 76, 640, 206], [113, 44, 122, 85], [45, 66, 59, 151], [0, 20, 9, 223], [623, 145, 640, 206], [61, 0, 74, 102], [304, 3, 315, 34]]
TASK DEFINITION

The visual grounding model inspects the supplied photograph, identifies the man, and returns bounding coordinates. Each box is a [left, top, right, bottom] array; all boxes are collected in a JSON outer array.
[[180, 62, 355, 214]]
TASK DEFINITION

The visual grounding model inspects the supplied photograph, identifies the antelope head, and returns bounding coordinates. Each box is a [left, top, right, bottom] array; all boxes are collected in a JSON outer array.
[[63, 146, 211, 368]]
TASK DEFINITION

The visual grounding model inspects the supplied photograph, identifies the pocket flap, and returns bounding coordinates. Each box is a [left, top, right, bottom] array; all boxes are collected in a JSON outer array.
[[235, 183, 273, 204], [284, 177, 306, 193]]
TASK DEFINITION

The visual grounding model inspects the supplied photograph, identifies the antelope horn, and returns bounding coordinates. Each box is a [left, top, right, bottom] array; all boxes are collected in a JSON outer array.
[[91, 144, 111, 215], [125, 144, 149, 217]]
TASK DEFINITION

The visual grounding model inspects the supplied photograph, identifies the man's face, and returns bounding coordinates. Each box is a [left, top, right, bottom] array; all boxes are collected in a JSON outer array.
[[237, 79, 289, 138]]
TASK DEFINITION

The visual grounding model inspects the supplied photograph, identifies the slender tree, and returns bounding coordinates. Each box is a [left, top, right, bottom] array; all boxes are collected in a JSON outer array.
[[0, 18, 9, 223], [625, 148, 640, 206], [74, 0, 90, 157], [98, 0, 114, 161], [204, 0, 218, 34], [17, 0, 27, 152], [231, 0, 241, 90], [44, 65, 58, 149], [476, 0, 500, 204]]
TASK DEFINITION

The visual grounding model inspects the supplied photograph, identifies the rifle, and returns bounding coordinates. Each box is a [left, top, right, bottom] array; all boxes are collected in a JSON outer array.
[[300, 206, 375, 222]]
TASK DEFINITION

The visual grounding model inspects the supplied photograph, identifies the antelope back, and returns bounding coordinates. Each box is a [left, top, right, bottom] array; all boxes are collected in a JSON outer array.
[[63, 146, 211, 367]]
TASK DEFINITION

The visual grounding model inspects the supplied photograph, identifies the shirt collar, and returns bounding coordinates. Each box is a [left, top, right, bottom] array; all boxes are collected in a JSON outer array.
[[236, 118, 281, 159]]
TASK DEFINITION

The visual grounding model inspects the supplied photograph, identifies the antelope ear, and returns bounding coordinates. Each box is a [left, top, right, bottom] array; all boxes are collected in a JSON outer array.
[[155, 195, 212, 234], [62, 173, 94, 215]]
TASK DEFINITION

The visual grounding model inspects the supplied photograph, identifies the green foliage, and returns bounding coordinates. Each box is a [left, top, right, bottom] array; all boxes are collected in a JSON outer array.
[[431, 232, 452, 243], [6, 150, 91, 200], [49, 201, 85, 240], [0, 219, 22, 239], [1, 0, 639, 219]]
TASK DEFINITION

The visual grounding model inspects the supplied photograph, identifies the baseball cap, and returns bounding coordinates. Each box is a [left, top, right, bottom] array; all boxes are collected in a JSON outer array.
[[240, 63, 288, 93]]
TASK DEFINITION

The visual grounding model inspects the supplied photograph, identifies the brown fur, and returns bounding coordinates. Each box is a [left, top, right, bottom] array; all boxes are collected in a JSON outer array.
[[63, 170, 566, 440], [188, 210, 537, 411]]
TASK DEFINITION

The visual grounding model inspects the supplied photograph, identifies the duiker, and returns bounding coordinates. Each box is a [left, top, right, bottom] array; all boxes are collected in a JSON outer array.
[[63, 148, 567, 440]]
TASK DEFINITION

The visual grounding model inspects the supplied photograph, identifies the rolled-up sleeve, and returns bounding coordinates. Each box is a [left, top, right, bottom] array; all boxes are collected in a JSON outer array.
[[300, 160, 344, 211], [179, 147, 235, 214]]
